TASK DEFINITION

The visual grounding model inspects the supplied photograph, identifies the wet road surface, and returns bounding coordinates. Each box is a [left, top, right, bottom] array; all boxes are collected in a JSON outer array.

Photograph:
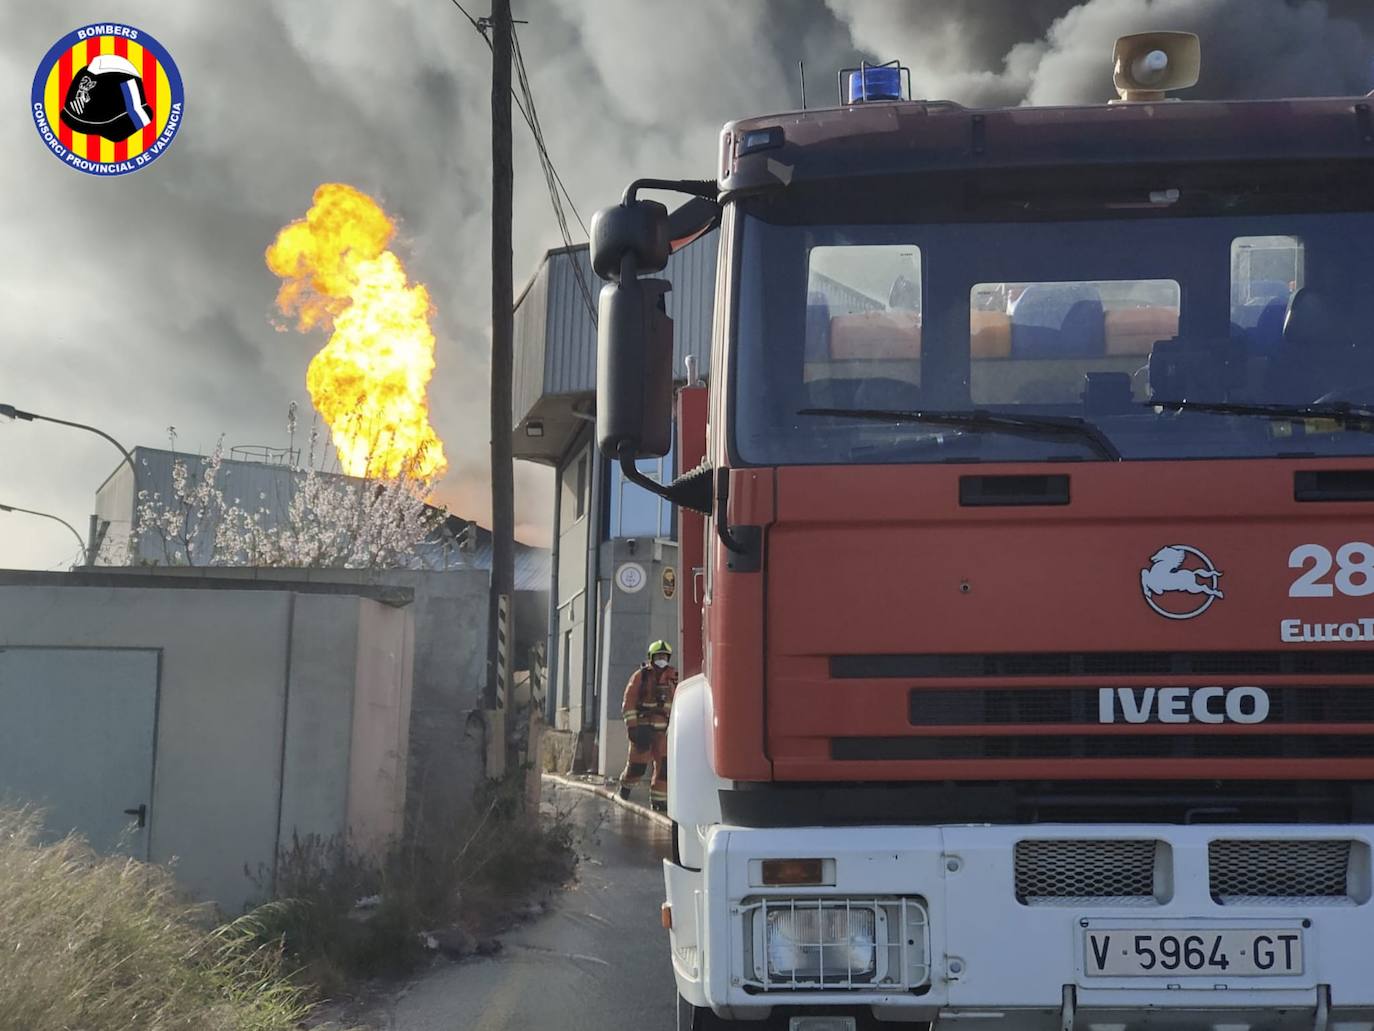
[[390, 781, 676, 1031]]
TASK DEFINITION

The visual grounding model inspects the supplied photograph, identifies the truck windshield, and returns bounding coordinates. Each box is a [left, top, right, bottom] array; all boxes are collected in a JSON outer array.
[[732, 209, 1374, 465]]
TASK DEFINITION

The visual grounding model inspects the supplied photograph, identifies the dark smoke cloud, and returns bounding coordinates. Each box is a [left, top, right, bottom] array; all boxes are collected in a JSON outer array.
[[2, 1, 1369, 568], [0, 0, 854, 566], [826, 0, 1374, 105]]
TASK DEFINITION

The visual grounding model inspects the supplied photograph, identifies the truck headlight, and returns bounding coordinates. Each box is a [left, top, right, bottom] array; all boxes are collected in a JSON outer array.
[[744, 897, 930, 991], [767, 907, 876, 981]]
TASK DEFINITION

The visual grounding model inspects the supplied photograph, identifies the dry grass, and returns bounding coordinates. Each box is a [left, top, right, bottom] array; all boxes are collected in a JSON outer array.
[[0, 808, 316, 1031], [251, 771, 578, 995]]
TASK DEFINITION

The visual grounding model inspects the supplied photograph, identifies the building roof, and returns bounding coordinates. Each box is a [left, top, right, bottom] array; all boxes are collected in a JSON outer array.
[[424, 515, 551, 591], [512, 234, 717, 465], [95, 447, 551, 590]]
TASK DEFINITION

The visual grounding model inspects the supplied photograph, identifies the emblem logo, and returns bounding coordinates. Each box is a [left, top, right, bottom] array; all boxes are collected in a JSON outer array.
[[1140, 544, 1223, 620], [616, 562, 647, 594], [31, 23, 184, 176]]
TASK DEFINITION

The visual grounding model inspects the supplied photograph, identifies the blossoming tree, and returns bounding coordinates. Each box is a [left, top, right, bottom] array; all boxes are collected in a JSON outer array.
[[108, 412, 445, 569]]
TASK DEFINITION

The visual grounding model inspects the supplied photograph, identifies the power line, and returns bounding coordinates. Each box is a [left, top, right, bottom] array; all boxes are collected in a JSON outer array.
[[512, 29, 588, 236], [511, 26, 598, 324], [446, 1, 590, 243], [447, 0, 484, 35]]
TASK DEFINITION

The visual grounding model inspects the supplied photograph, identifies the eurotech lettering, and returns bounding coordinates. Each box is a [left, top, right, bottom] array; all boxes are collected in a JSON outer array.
[[1280, 617, 1374, 643]]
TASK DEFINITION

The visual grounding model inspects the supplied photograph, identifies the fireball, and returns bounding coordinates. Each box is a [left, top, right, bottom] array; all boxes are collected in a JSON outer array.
[[266, 183, 447, 480]]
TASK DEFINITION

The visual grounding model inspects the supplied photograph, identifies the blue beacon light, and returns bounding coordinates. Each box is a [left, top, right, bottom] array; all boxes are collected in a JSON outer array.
[[839, 61, 911, 105]]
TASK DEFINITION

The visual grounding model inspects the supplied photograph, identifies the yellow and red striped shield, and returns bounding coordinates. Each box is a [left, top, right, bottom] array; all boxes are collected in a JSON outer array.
[[31, 23, 184, 176]]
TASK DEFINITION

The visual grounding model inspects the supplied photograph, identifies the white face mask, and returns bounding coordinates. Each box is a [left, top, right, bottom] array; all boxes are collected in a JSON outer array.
[[652, 657, 669, 669]]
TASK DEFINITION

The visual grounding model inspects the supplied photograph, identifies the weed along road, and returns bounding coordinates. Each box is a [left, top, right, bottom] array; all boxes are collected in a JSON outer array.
[[391, 781, 675, 1031]]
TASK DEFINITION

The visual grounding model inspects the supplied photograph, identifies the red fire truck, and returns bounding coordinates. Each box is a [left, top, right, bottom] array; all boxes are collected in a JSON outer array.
[[591, 31, 1374, 1031]]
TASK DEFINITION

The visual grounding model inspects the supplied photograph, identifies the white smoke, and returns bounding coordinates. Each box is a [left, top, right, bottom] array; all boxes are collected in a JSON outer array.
[[825, 0, 1374, 106], [3, 0, 1370, 568]]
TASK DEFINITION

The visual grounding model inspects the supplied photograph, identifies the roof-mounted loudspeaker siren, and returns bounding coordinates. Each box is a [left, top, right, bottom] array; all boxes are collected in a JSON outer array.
[[1112, 31, 1200, 102]]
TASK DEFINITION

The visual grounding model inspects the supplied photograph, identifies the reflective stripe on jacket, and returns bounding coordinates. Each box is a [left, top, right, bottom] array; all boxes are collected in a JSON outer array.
[[623, 663, 678, 731]]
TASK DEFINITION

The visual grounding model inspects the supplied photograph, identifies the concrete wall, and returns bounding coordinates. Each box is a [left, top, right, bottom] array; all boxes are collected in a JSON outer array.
[[90, 565, 491, 830], [349, 601, 413, 847], [597, 537, 680, 777], [0, 573, 413, 914], [555, 437, 593, 733]]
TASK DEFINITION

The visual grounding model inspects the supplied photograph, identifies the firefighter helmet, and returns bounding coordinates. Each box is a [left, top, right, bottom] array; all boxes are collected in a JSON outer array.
[[647, 640, 673, 659], [60, 55, 154, 143]]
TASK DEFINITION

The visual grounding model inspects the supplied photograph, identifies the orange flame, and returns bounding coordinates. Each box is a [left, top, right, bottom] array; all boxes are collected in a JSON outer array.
[[266, 183, 447, 479]]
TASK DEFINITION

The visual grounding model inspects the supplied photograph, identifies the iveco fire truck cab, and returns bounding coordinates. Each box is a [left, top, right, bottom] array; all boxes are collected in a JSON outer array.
[[591, 31, 1374, 1031]]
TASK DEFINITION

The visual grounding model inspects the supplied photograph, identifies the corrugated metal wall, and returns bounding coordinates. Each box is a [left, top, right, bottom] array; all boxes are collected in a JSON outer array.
[[663, 230, 717, 379], [513, 257, 552, 428], [543, 246, 599, 397], [512, 232, 718, 426]]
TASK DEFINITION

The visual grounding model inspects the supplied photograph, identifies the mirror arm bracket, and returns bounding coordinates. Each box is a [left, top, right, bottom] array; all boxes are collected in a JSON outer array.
[[623, 178, 719, 205], [614, 444, 743, 556], [617, 440, 673, 505], [712, 468, 750, 555]]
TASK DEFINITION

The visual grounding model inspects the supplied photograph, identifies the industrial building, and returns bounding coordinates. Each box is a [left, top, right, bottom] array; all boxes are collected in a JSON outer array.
[[512, 235, 716, 776], [93, 445, 550, 590]]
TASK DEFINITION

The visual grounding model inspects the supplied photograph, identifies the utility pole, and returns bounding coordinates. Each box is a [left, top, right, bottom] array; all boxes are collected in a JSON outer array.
[[487, 0, 517, 761]]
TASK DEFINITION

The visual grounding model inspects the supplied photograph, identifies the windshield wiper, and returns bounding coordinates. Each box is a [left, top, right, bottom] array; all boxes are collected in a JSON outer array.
[[1146, 399, 1374, 432], [797, 407, 1122, 460]]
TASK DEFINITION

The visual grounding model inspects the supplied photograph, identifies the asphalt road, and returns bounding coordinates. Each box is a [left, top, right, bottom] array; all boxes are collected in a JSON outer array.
[[389, 781, 676, 1031]]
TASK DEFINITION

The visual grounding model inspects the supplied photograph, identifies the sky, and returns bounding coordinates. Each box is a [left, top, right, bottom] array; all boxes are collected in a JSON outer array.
[[3, 0, 1374, 570]]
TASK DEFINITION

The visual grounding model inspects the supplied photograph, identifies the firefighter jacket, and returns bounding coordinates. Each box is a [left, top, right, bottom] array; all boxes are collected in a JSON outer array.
[[623, 663, 678, 732]]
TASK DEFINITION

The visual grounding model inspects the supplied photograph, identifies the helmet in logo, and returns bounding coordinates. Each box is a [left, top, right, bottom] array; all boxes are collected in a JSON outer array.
[[60, 54, 152, 143], [1140, 544, 1224, 620]]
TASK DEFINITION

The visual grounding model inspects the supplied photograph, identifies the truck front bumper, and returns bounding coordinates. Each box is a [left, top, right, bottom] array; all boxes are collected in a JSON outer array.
[[664, 823, 1374, 1029]]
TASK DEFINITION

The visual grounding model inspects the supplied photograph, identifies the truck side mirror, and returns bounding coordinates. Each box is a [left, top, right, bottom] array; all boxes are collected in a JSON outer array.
[[591, 200, 670, 281], [597, 274, 674, 459], [592, 201, 674, 461]]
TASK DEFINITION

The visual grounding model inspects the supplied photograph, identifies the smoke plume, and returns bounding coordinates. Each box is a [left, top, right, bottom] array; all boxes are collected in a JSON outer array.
[[3, 1, 1371, 569], [825, 0, 1374, 106]]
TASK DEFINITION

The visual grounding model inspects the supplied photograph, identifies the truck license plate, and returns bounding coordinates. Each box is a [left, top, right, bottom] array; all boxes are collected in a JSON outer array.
[[1084, 929, 1303, 977]]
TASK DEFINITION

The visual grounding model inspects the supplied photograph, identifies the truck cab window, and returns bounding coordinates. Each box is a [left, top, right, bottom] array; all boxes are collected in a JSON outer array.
[[969, 279, 1179, 406], [732, 210, 1374, 466], [804, 244, 923, 415], [1230, 235, 1303, 353]]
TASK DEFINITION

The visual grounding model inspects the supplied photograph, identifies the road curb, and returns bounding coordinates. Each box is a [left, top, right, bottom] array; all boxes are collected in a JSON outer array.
[[544, 772, 672, 828]]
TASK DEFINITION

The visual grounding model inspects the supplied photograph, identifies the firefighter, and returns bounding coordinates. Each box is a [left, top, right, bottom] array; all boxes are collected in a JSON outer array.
[[619, 640, 678, 812]]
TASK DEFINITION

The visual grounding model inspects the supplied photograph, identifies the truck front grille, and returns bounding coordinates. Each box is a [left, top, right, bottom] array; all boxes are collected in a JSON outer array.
[[831, 650, 1374, 679], [833, 734, 1374, 761], [908, 686, 1374, 725], [1014, 839, 1166, 906], [825, 651, 1374, 769], [1209, 839, 1368, 905]]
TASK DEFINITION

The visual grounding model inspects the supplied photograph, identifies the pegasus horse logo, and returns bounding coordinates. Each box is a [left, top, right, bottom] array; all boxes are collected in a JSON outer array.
[[1140, 545, 1223, 620]]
